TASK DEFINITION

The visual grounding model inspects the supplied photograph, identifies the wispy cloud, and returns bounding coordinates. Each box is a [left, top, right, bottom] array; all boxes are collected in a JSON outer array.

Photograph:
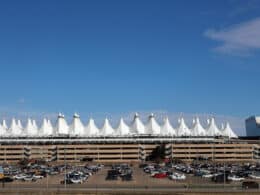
[[204, 17, 260, 56], [17, 98, 25, 104], [0, 107, 57, 125]]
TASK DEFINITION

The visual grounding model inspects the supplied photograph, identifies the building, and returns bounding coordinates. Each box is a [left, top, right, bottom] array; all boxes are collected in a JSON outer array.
[[0, 113, 256, 164], [0, 113, 238, 138], [0, 138, 255, 163], [246, 116, 260, 136]]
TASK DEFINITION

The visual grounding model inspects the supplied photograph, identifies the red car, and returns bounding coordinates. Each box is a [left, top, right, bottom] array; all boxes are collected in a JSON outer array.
[[153, 172, 167, 178]]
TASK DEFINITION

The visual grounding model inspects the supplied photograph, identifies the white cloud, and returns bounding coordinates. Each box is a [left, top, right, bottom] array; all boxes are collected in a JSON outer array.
[[204, 17, 260, 56]]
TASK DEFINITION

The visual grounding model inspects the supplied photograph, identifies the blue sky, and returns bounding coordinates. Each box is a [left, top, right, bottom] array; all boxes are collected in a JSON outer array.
[[0, 0, 260, 135]]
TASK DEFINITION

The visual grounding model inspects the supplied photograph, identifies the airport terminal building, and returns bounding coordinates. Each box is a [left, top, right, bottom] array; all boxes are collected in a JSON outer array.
[[0, 113, 258, 163], [246, 116, 260, 136]]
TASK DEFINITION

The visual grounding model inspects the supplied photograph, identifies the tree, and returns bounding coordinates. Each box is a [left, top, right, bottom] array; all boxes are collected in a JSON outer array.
[[146, 144, 166, 162]]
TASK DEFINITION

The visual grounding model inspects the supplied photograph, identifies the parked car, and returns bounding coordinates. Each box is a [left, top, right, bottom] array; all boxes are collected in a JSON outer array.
[[153, 172, 167, 178], [228, 175, 244, 182], [33, 175, 44, 179], [249, 172, 260, 179], [23, 176, 36, 182], [169, 173, 186, 180], [202, 174, 215, 178]]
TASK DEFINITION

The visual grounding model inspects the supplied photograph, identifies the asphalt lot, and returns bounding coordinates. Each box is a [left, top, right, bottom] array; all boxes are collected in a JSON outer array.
[[0, 165, 247, 190], [1, 164, 260, 194]]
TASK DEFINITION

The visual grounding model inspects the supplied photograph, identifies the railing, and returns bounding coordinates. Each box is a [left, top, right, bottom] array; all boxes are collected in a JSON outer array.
[[0, 136, 217, 144]]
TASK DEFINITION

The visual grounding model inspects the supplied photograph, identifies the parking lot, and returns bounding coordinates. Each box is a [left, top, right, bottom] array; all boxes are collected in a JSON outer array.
[[1, 160, 260, 192]]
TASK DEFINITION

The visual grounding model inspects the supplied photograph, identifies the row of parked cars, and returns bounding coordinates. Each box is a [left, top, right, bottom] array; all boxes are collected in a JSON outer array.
[[106, 164, 133, 181], [141, 161, 260, 187], [4, 164, 64, 182], [172, 162, 260, 188], [142, 163, 186, 180], [1, 162, 104, 184], [61, 164, 103, 184], [191, 162, 260, 182]]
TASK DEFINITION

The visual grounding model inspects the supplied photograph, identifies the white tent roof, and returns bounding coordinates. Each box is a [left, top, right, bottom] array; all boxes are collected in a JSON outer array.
[[177, 117, 191, 136], [18, 119, 28, 136], [206, 118, 222, 136], [2, 120, 8, 130], [85, 118, 99, 136], [40, 118, 53, 136], [145, 113, 160, 134], [47, 119, 53, 134], [0, 120, 8, 136], [31, 119, 38, 136], [161, 117, 177, 136], [0, 113, 238, 138], [222, 122, 238, 138], [116, 118, 130, 135], [0, 123, 7, 136], [25, 118, 38, 136], [191, 117, 206, 136], [55, 113, 69, 135], [70, 113, 84, 135], [39, 118, 47, 135], [25, 118, 33, 135], [9, 118, 23, 136], [17, 120, 23, 130], [101, 118, 114, 136], [32, 120, 38, 129], [131, 113, 145, 134]]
